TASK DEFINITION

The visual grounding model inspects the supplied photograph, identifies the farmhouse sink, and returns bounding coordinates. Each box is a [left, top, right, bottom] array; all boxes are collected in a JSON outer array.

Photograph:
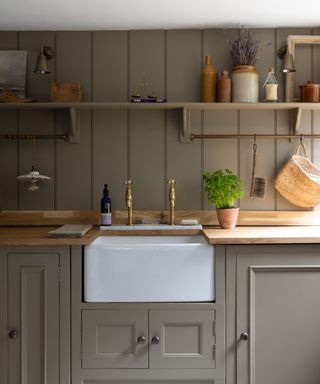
[[84, 235, 214, 302], [100, 224, 202, 230]]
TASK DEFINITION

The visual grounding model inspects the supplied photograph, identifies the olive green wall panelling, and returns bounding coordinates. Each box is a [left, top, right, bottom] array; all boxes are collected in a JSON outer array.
[[129, 31, 165, 209], [312, 28, 320, 210], [240, 30, 275, 210], [20, 32, 54, 101], [239, 111, 275, 209], [276, 28, 312, 210], [92, 31, 128, 210], [18, 111, 55, 210], [0, 32, 18, 210], [166, 30, 202, 209], [55, 32, 92, 209], [203, 29, 237, 210], [18, 32, 55, 210]]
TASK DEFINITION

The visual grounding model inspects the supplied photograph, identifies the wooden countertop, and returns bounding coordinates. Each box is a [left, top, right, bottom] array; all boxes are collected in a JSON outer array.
[[0, 226, 101, 246], [203, 226, 320, 244], [2, 225, 320, 246]]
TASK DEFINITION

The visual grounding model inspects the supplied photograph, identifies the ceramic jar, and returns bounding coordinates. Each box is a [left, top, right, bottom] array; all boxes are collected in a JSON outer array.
[[201, 55, 218, 102], [217, 70, 232, 102], [231, 65, 259, 103]]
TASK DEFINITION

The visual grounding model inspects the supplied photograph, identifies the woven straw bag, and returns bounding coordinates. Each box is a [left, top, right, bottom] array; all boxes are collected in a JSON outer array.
[[275, 142, 320, 208]]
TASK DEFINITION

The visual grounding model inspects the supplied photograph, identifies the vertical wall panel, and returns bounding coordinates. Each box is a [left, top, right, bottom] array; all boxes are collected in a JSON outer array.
[[18, 111, 55, 210], [92, 31, 128, 210], [129, 31, 165, 209], [92, 111, 127, 210], [18, 32, 55, 210], [19, 31, 54, 101], [166, 30, 202, 209], [203, 110, 238, 210], [93, 31, 128, 102], [0, 31, 18, 210], [167, 30, 202, 102], [56, 32, 92, 209], [130, 110, 165, 209], [239, 111, 275, 210]]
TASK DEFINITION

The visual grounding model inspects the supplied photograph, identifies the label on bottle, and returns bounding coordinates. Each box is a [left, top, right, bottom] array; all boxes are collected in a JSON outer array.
[[101, 213, 112, 226]]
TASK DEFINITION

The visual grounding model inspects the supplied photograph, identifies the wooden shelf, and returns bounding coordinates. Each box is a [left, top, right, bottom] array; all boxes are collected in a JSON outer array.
[[1, 102, 319, 142]]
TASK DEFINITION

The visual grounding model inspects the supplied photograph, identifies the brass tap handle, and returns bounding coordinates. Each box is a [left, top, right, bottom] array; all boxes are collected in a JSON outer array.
[[124, 180, 133, 226], [167, 179, 176, 205], [167, 179, 176, 225], [124, 180, 133, 207]]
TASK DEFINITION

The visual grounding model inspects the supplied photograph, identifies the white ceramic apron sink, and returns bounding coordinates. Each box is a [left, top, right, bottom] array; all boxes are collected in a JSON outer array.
[[84, 236, 214, 302]]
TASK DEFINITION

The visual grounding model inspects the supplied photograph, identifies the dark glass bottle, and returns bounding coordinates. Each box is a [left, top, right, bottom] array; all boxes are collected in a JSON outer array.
[[100, 184, 112, 226]]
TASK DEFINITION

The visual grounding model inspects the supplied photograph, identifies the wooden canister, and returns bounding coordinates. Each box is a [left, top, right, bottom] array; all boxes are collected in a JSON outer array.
[[217, 70, 231, 102], [201, 55, 217, 102], [299, 81, 320, 102]]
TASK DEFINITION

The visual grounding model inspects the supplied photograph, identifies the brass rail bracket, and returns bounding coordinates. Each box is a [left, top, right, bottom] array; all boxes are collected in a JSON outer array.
[[289, 107, 302, 136], [179, 107, 191, 143], [68, 108, 80, 143]]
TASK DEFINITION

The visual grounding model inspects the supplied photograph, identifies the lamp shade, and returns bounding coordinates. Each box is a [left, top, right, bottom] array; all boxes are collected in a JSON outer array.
[[281, 51, 296, 73], [34, 52, 49, 74]]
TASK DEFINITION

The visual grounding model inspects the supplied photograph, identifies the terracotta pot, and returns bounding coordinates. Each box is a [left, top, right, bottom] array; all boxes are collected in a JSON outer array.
[[216, 207, 239, 229]]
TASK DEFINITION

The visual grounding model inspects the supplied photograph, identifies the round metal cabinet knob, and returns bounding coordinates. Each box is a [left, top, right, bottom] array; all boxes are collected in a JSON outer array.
[[151, 336, 160, 344], [137, 336, 146, 344], [9, 329, 18, 339], [240, 332, 249, 341]]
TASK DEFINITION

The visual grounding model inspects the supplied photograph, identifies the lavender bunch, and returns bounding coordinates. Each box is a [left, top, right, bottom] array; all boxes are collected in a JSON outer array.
[[229, 29, 259, 66]]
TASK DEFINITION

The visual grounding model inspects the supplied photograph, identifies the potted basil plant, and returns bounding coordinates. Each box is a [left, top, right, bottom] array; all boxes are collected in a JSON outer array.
[[203, 169, 244, 229]]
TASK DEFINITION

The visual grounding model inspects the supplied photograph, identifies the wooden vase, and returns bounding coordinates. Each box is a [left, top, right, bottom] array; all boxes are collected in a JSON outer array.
[[201, 55, 217, 102], [216, 207, 239, 229]]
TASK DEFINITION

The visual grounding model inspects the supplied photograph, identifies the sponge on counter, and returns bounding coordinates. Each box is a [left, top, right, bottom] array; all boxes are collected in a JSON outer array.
[[180, 219, 200, 225]]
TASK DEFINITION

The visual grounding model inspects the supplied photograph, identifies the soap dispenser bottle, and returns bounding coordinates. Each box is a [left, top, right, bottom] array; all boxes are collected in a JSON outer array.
[[101, 184, 112, 226]]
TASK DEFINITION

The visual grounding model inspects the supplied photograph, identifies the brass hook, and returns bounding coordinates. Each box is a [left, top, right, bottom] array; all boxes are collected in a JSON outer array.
[[253, 134, 257, 154], [300, 134, 304, 144]]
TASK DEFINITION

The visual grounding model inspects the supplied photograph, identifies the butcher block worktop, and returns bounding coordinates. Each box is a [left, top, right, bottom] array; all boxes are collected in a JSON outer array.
[[203, 226, 320, 244], [2, 210, 320, 246], [1, 225, 320, 246]]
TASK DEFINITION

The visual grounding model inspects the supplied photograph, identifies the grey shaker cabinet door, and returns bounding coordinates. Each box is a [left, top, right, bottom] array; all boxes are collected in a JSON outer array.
[[149, 309, 216, 369], [82, 309, 148, 368], [8, 250, 60, 384], [230, 244, 320, 384]]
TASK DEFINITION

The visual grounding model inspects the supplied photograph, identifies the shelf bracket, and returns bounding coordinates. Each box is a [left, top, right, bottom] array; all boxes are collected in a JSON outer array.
[[289, 107, 302, 136], [68, 108, 80, 143], [180, 107, 191, 143]]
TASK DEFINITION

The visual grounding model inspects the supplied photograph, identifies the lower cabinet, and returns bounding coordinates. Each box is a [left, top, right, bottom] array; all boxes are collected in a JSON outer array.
[[82, 309, 216, 369], [0, 246, 70, 384], [226, 244, 320, 384]]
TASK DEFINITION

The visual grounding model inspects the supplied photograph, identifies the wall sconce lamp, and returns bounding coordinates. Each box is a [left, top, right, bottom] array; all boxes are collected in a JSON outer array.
[[277, 35, 320, 102], [34, 46, 54, 74], [278, 46, 296, 73]]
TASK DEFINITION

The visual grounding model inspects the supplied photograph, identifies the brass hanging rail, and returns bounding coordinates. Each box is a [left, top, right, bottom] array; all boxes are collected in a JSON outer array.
[[0, 134, 67, 141], [190, 133, 320, 140]]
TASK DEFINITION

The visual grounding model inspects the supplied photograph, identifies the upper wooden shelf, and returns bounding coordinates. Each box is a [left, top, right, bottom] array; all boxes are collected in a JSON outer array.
[[0, 102, 317, 143], [0, 101, 320, 111]]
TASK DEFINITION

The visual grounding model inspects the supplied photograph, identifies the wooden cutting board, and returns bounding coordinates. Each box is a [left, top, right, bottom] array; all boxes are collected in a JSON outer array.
[[48, 224, 93, 238]]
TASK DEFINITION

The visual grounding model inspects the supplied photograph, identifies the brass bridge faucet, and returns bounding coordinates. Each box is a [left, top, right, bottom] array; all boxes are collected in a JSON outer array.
[[124, 180, 133, 226], [167, 179, 176, 225]]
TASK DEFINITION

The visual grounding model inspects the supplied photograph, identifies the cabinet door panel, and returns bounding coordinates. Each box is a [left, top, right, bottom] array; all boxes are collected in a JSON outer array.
[[8, 251, 60, 384], [149, 309, 215, 369], [233, 245, 320, 384], [82, 310, 148, 368]]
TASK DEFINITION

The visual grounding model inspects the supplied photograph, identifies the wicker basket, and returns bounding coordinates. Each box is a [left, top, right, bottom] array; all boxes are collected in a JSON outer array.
[[275, 142, 320, 208]]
